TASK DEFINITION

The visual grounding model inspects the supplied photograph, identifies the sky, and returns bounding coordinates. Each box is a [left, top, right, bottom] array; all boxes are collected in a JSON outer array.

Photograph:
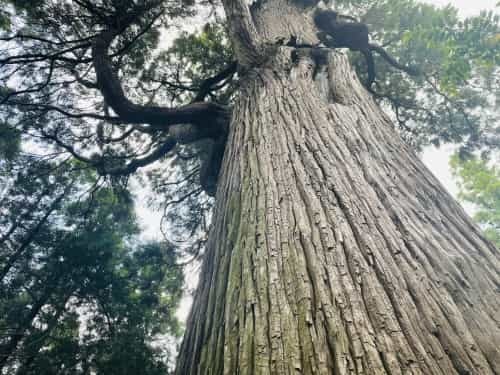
[[135, 0, 499, 322], [423, 0, 498, 16]]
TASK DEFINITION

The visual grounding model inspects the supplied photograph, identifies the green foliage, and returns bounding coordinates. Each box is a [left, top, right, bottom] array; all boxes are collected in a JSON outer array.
[[172, 24, 231, 74], [334, 0, 499, 153], [0, 151, 183, 374], [450, 154, 500, 247], [143, 22, 235, 105]]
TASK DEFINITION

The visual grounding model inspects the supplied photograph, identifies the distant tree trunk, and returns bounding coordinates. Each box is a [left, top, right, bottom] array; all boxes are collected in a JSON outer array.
[[175, 1, 500, 374]]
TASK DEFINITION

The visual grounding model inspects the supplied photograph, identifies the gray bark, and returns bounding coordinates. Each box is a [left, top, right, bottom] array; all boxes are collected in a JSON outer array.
[[175, 2, 500, 374]]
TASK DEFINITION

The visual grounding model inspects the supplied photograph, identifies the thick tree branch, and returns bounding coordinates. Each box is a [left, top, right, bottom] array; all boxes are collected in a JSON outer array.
[[92, 29, 229, 133], [369, 44, 420, 76], [108, 137, 176, 175], [193, 61, 238, 102]]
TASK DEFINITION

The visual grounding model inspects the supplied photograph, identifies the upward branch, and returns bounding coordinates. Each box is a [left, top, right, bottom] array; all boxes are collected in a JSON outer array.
[[92, 29, 228, 134], [369, 44, 420, 76]]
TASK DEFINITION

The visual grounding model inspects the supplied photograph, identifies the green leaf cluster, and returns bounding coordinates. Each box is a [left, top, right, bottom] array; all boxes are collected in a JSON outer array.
[[451, 154, 500, 247], [143, 22, 235, 105]]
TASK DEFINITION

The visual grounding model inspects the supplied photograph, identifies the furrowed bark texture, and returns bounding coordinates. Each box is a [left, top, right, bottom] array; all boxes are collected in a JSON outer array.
[[176, 3, 500, 374]]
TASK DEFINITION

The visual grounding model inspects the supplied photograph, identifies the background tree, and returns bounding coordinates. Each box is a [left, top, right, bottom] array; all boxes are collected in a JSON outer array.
[[451, 154, 500, 247], [0, 0, 499, 374], [0, 146, 183, 374]]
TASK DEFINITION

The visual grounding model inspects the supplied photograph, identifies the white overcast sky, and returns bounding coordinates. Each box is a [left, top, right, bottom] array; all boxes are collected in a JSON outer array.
[[423, 0, 498, 16]]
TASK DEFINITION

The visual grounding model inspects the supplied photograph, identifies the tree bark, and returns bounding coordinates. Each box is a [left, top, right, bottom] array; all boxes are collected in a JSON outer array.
[[175, 2, 500, 374]]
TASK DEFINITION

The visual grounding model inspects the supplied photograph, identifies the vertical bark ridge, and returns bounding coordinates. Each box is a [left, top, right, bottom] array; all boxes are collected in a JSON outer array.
[[249, 0, 317, 45], [176, 49, 499, 375]]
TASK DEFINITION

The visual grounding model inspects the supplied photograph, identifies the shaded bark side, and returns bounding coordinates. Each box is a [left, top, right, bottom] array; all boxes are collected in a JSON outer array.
[[175, 47, 500, 375]]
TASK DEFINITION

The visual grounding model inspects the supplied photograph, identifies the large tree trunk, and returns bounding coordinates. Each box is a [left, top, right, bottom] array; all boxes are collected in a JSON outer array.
[[175, 2, 500, 374]]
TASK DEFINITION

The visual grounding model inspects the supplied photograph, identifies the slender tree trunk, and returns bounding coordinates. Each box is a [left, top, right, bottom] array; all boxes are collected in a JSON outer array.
[[176, 2, 500, 374]]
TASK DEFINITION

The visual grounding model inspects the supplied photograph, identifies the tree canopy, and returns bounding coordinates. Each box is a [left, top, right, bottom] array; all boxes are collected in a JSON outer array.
[[1, 0, 497, 240], [451, 154, 500, 247], [0, 148, 183, 373]]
